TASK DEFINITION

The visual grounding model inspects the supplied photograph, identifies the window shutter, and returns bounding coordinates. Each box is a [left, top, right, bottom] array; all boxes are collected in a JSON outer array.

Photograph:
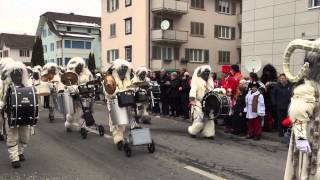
[[227, 52, 230, 64], [201, 0, 204, 9], [152, 46, 156, 59], [107, 50, 110, 63], [215, 0, 219, 12], [174, 47, 180, 60], [191, 23, 194, 35], [231, 27, 235, 40], [232, 1, 236, 15], [204, 50, 209, 63], [115, 49, 119, 59], [185, 48, 190, 61], [200, 23, 204, 36], [116, 0, 119, 9], [214, 25, 219, 38]]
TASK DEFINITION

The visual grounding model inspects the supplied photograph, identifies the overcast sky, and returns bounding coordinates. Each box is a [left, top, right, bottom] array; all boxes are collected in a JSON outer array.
[[0, 0, 101, 35]]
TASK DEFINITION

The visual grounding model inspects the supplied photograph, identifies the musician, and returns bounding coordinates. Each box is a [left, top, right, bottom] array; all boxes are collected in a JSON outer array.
[[188, 65, 215, 139], [132, 66, 151, 124], [65, 57, 93, 135], [0, 61, 31, 168], [104, 59, 133, 149], [41, 62, 61, 121]]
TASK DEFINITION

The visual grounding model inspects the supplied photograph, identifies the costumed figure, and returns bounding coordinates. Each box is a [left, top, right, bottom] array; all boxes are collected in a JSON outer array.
[[103, 59, 134, 149], [1, 60, 34, 168], [283, 39, 320, 180], [188, 65, 215, 139], [131, 66, 151, 124], [64, 57, 93, 137]]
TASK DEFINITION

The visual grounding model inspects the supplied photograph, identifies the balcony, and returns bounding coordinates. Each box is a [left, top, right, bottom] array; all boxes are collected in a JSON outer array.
[[151, 30, 188, 44], [152, 0, 188, 16]]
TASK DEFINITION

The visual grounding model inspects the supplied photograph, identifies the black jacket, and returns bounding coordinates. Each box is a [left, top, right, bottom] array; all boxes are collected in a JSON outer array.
[[234, 90, 247, 114], [272, 82, 292, 111], [158, 75, 170, 96], [168, 78, 181, 98]]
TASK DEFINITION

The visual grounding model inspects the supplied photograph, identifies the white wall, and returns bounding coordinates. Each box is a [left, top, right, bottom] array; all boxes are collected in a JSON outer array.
[[0, 44, 32, 63]]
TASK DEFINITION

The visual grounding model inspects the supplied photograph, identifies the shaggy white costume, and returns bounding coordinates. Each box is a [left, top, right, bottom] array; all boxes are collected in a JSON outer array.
[[65, 57, 93, 131], [188, 65, 215, 138], [0, 61, 31, 165], [131, 66, 151, 123], [104, 59, 133, 145]]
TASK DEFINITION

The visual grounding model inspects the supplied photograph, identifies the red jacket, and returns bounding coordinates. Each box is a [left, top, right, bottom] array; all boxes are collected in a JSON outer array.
[[221, 75, 238, 97]]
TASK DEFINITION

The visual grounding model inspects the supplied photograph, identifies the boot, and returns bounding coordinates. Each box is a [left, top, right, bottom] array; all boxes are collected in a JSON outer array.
[[117, 140, 123, 150], [11, 161, 21, 168], [0, 134, 4, 141], [19, 154, 26, 161]]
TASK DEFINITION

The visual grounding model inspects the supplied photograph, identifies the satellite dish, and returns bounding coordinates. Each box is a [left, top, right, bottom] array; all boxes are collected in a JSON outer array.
[[244, 57, 262, 73], [161, 20, 170, 30]]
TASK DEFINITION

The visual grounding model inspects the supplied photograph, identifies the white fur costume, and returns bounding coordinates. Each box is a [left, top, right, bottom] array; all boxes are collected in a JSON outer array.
[[188, 65, 215, 138], [131, 67, 151, 123], [104, 59, 133, 144], [64, 57, 93, 131], [0, 61, 31, 162]]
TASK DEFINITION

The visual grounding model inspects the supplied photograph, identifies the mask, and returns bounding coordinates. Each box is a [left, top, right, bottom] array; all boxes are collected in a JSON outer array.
[[200, 69, 210, 81], [10, 69, 23, 86], [138, 71, 146, 81], [117, 65, 128, 81], [75, 64, 84, 75], [33, 72, 40, 80], [48, 67, 56, 75]]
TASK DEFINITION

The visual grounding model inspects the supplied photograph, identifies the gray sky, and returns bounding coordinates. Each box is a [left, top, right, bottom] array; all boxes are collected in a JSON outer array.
[[0, 0, 101, 35]]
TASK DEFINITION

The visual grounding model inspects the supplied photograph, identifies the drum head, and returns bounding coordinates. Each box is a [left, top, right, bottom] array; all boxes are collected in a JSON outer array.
[[41, 73, 54, 82], [61, 72, 78, 86], [201, 92, 221, 119]]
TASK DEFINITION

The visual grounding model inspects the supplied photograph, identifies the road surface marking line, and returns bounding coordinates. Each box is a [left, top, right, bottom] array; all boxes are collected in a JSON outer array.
[[184, 166, 227, 180], [85, 127, 112, 139]]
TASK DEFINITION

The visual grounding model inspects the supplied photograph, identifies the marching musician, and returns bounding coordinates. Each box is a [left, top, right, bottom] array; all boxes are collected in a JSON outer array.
[[0, 60, 31, 168], [64, 57, 93, 136], [104, 59, 133, 150], [188, 65, 215, 139], [131, 66, 151, 124]]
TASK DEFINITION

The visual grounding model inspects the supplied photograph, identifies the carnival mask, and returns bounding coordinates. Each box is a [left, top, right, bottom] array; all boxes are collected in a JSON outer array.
[[200, 69, 210, 81], [48, 67, 56, 75], [33, 72, 40, 80], [75, 64, 84, 75], [10, 69, 23, 86], [117, 65, 128, 81], [138, 71, 146, 81]]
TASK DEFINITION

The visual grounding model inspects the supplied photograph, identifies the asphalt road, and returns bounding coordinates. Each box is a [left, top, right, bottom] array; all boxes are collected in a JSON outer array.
[[0, 103, 288, 180]]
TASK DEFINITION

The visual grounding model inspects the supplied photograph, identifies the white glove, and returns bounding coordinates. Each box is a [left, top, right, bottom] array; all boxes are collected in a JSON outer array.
[[296, 139, 312, 153]]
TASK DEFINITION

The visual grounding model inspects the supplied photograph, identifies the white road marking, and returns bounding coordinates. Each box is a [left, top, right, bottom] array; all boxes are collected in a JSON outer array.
[[184, 166, 227, 180], [85, 127, 112, 139]]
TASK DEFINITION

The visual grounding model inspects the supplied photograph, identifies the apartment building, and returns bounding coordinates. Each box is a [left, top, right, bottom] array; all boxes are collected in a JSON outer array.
[[101, 0, 242, 73], [0, 33, 35, 64], [36, 12, 102, 67], [242, 0, 320, 76]]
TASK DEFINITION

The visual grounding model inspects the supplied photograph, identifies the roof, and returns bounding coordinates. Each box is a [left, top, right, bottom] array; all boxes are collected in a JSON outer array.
[[0, 33, 35, 49]]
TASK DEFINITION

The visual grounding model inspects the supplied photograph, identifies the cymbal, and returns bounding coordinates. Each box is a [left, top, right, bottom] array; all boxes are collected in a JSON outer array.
[[103, 75, 116, 95], [61, 72, 78, 86], [41, 73, 54, 82]]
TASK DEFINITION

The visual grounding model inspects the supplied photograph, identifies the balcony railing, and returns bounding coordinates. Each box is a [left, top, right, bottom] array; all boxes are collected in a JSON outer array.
[[151, 29, 188, 44], [152, 0, 188, 16]]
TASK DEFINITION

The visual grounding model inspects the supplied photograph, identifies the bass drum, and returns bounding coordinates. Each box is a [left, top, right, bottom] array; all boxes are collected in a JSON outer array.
[[57, 92, 75, 115], [201, 91, 231, 119], [109, 98, 130, 125]]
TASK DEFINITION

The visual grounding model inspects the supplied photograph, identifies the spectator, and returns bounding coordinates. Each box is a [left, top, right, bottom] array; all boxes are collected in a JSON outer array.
[[168, 72, 181, 117], [212, 72, 219, 88], [232, 80, 248, 135], [231, 64, 243, 81], [248, 72, 266, 93], [272, 74, 292, 137], [245, 82, 265, 140], [158, 69, 170, 116], [179, 72, 191, 119]]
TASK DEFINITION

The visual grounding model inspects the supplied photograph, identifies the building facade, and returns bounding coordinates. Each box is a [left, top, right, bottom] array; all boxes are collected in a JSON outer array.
[[101, 0, 242, 73], [36, 12, 102, 67], [242, 0, 320, 76], [0, 33, 35, 64]]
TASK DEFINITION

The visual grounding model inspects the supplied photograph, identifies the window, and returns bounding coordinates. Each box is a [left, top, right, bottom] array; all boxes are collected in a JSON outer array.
[[191, 22, 204, 36], [110, 24, 116, 37], [65, 40, 71, 48], [56, 40, 62, 49], [309, 0, 320, 8], [151, 46, 173, 61], [107, 0, 119, 12], [185, 49, 209, 63], [85, 42, 92, 49], [65, 58, 71, 65], [67, 26, 71, 32], [3, 50, 8, 57], [43, 45, 47, 53], [152, 46, 162, 59], [218, 51, 230, 64], [107, 49, 119, 62], [57, 58, 63, 66], [72, 41, 85, 49], [87, 28, 92, 33], [215, 25, 235, 40], [218, 0, 231, 14], [42, 29, 47, 38], [191, 0, 204, 9], [125, 46, 132, 62], [19, 50, 30, 57], [125, 18, 132, 35], [50, 43, 54, 51], [125, 0, 132, 7]]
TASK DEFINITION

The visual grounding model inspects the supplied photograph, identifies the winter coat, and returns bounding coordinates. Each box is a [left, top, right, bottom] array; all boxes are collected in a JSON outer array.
[[244, 90, 265, 119], [272, 82, 292, 111]]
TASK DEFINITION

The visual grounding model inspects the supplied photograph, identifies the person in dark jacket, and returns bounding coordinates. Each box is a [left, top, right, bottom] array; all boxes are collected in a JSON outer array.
[[232, 80, 248, 135], [158, 69, 170, 116], [179, 72, 191, 119], [272, 73, 292, 137], [169, 72, 181, 117]]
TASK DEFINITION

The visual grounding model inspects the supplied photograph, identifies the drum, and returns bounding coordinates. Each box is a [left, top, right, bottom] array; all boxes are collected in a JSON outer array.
[[135, 89, 148, 103], [6, 85, 39, 128], [57, 92, 75, 115], [109, 98, 130, 125], [149, 81, 160, 93], [78, 84, 94, 97], [201, 91, 231, 119], [36, 83, 50, 96], [117, 90, 135, 107]]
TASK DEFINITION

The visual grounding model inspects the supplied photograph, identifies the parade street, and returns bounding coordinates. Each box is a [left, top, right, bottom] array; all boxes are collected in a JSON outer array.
[[0, 103, 287, 180]]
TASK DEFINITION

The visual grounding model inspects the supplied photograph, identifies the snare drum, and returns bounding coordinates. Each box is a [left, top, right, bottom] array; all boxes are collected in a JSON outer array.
[[78, 84, 94, 97], [109, 98, 130, 125], [36, 82, 50, 96], [135, 89, 148, 103], [57, 92, 75, 115]]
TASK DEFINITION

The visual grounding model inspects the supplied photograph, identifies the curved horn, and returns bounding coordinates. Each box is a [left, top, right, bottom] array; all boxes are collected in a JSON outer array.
[[283, 39, 320, 82]]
